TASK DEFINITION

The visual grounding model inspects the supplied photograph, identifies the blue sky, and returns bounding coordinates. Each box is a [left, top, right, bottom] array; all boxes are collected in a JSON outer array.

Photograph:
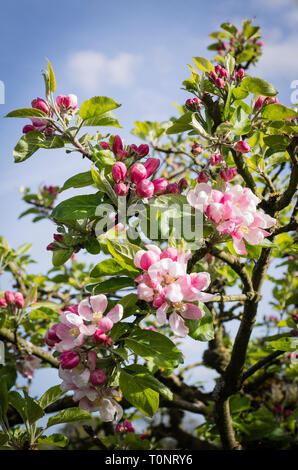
[[1, 0, 298, 276], [0, 0, 296, 412]]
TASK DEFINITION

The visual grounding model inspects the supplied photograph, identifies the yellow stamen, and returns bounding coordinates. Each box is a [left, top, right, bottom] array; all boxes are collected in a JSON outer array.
[[69, 327, 80, 337], [93, 312, 103, 323]]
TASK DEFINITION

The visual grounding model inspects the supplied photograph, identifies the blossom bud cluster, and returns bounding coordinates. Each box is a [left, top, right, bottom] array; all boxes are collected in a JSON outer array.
[[134, 245, 216, 337], [44, 295, 124, 421], [208, 65, 244, 89], [0, 290, 25, 308]]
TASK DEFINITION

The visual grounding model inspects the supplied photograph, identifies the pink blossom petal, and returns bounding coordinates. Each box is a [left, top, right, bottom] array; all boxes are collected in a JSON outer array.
[[233, 236, 247, 255], [98, 317, 114, 332], [182, 303, 202, 320], [134, 250, 146, 268], [164, 283, 184, 303], [169, 312, 189, 337], [106, 304, 123, 323], [156, 303, 168, 326], [90, 294, 108, 315], [78, 299, 93, 321]]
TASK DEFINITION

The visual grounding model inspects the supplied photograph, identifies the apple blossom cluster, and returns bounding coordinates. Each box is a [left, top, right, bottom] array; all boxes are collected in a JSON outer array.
[[22, 94, 77, 136], [45, 295, 124, 421], [187, 183, 276, 255], [134, 245, 216, 337], [211, 29, 263, 57]]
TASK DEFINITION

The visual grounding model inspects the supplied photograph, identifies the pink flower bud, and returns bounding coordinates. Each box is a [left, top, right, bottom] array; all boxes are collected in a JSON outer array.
[[185, 97, 201, 111], [257, 40, 264, 47], [114, 182, 129, 196], [90, 369, 107, 386], [46, 243, 58, 251], [160, 247, 178, 261], [214, 65, 221, 74], [209, 70, 217, 82], [254, 96, 266, 111], [115, 150, 127, 161], [0, 298, 7, 308], [215, 78, 225, 88], [4, 291, 15, 304], [100, 142, 110, 150], [137, 144, 149, 157], [130, 163, 147, 183], [135, 179, 154, 198], [178, 178, 189, 190], [59, 351, 80, 369], [166, 183, 180, 194], [123, 419, 135, 433], [53, 234, 63, 242], [191, 143, 203, 155], [144, 158, 160, 178], [153, 178, 168, 195], [222, 41, 228, 50], [93, 329, 113, 347], [112, 162, 127, 183], [14, 292, 25, 308], [45, 324, 60, 347], [197, 172, 208, 183], [112, 135, 123, 157], [22, 125, 36, 134], [210, 153, 222, 166], [56, 94, 77, 111], [237, 68, 245, 79], [219, 167, 236, 182], [235, 140, 250, 153], [140, 251, 160, 270], [31, 97, 50, 114], [219, 67, 228, 78]]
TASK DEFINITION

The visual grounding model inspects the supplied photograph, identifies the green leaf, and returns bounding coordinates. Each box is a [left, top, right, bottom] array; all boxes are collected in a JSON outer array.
[[38, 433, 69, 448], [90, 258, 134, 278], [125, 327, 183, 368], [13, 131, 65, 163], [230, 107, 251, 135], [79, 96, 121, 123], [261, 103, 297, 120], [268, 337, 297, 352], [241, 77, 278, 97], [86, 277, 135, 294], [221, 22, 238, 35], [119, 369, 159, 417], [52, 249, 72, 267], [225, 54, 235, 75], [24, 391, 44, 424], [6, 108, 47, 118], [60, 171, 94, 192], [184, 302, 214, 341], [263, 135, 290, 150], [106, 239, 140, 271], [81, 111, 121, 128], [47, 60, 56, 92], [46, 408, 91, 428], [123, 364, 173, 400], [52, 193, 102, 222], [232, 88, 249, 100], [230, 394, 251, 414], [193, 56, 214, 73], [38, 385, 66, 410], [8, 391, 26, 423], [166, 112, 193, 134]]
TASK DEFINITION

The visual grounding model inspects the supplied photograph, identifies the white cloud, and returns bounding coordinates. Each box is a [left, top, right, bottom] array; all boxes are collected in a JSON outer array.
[[67, 50, 142, 92], [257, 34, 298, 81]]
